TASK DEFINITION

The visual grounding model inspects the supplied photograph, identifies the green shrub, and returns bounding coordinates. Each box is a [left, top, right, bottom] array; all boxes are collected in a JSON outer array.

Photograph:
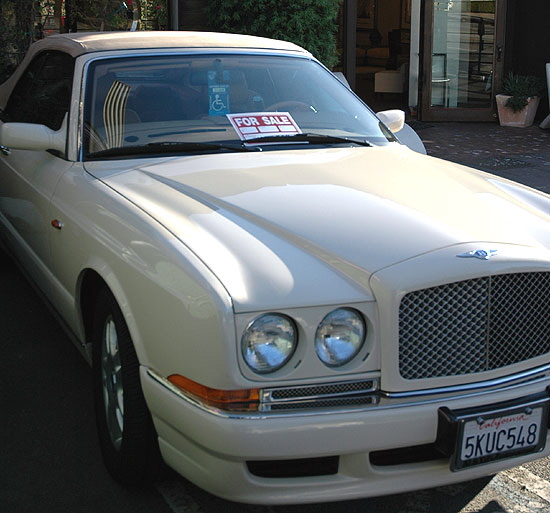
[[206, 0, 340, 69], [502, 72, 546, 112]]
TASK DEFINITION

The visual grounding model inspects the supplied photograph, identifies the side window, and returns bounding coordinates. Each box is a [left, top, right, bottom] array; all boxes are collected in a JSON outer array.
[[3, 51, 75, 130]]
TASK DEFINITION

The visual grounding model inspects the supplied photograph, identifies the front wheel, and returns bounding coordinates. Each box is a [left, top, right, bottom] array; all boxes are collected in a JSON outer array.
[[92, 287, 160, 484]]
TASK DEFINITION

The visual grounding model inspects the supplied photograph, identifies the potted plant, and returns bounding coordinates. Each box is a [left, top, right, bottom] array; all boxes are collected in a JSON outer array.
[[496, 73, 546, 127]]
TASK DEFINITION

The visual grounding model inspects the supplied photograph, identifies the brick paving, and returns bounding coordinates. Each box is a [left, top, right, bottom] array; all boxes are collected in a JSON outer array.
[[413, 121, 550, 193]]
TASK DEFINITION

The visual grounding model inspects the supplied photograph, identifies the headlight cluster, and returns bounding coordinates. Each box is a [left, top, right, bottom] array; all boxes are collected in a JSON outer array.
[[242, 308, 366, 374]]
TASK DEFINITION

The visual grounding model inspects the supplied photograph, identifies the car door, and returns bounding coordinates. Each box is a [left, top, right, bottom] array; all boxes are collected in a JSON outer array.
[[0, 50, 75, 288]]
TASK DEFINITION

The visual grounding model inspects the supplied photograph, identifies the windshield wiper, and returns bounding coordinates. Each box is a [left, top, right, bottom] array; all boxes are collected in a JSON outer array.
[[87, 140, 260, 159], [244, 132, 373, 147]]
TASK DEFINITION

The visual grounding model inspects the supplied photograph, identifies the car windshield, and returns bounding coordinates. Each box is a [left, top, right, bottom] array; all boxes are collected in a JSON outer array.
[[82, 53, 394, 159]]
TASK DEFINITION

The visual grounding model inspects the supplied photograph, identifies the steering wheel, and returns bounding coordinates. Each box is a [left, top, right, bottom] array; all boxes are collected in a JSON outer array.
[[266, 101, 312, 112]]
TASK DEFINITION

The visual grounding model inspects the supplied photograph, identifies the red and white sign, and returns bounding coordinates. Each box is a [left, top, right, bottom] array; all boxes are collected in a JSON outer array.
[[227, 112, 302, 141]]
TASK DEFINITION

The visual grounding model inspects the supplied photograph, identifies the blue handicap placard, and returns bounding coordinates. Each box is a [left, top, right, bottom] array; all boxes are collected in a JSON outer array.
[[208, 70, 230, 116]]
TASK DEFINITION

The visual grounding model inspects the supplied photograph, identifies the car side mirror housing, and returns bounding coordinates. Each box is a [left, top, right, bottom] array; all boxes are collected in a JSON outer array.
[[376, 109, 427, 154], [0, 115, 67, 154], [376, 109, 405, 133]]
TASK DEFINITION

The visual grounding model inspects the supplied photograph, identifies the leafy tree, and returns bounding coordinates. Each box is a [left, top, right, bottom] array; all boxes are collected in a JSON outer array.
[[0, 0, 160, 82], [0, 0, 36, 82], [65, 0, 135, 31], [206, 0, 340, 68]]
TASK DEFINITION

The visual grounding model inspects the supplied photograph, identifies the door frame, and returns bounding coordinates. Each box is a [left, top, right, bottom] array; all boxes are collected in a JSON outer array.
[[419, 0, 508, 121]]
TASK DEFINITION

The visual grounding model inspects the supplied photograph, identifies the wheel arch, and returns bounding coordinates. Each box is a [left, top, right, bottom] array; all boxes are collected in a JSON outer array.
[[77, 266, 148, 366], [78, 268, 107, 350]]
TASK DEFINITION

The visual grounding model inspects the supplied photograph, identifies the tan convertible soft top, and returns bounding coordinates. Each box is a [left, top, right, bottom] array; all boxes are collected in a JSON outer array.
[[30, 31, 306, 57], [0, 31, 308, 109]]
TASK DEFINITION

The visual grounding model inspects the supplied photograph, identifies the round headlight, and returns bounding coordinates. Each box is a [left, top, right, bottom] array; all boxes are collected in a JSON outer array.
[[242, 314, 297, 374], [315, 308, 366, 367]]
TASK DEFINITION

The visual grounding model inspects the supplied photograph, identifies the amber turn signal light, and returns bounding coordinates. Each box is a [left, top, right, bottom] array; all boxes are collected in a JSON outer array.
[[167, 374, 260, 412]]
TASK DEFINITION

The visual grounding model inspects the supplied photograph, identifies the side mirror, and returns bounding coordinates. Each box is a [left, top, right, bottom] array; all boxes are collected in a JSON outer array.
[[376, 109, 427, 154], [0, 115, 67, 154], [376, 109, 405, 133]]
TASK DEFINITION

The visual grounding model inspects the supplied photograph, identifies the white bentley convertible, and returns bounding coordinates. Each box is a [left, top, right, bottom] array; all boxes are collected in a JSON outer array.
[[0, 32, 548, 505]]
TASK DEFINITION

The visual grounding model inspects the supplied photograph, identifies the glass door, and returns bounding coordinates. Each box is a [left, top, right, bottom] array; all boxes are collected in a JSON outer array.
[[420, 0, 507, 121]]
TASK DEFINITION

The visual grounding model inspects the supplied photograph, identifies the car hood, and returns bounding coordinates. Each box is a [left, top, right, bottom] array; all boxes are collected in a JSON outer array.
[[85, 145, 550, 311]]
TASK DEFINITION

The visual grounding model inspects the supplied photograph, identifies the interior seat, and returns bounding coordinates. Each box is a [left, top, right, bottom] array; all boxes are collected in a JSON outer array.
[[127, 85, 185, 122]]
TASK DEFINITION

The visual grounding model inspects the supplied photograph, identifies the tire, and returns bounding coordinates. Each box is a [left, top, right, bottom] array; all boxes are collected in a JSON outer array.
[[92, 287, 161, 485]]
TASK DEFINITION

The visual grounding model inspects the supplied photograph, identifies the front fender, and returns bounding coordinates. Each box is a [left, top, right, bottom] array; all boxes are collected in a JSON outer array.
[[49, 165, 243, 390]]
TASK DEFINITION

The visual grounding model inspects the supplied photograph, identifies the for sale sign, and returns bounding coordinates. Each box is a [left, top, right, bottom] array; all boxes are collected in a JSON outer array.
[[227, 112, 302, 141]]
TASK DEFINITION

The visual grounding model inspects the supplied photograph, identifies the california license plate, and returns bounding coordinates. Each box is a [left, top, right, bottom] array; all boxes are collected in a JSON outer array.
[[451, 399, 548, 471]]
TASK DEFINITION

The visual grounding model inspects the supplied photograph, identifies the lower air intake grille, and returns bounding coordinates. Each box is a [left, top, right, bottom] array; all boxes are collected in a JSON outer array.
[[399, 272, 550, 380], [261, 379, 378, 412], [247, 456, 339, 478]]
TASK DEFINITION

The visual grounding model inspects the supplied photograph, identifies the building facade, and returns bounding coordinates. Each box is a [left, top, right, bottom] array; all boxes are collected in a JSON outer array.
[[340, 0, 549, 122]]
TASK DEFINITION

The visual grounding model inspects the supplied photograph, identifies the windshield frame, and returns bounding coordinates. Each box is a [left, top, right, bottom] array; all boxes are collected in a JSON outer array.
[[79, 49, 392, 161]]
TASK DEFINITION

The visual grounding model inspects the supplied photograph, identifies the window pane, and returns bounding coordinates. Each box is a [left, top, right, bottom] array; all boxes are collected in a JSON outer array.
[[83, 54, 391, 158], [4, 51, 74, 130], [431, 0, 495, 108]]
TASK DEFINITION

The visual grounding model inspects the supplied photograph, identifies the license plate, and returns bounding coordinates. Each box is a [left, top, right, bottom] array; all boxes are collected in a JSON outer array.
[[451, 400, 548, 471]]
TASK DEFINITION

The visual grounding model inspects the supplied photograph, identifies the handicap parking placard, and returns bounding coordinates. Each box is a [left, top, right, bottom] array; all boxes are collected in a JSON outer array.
[[208, 70, 230, 116]]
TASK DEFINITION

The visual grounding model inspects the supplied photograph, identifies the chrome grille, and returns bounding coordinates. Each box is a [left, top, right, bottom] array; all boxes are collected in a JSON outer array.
[[399, 272, 550, 380], [269, 396, 377, 410], [261, 379, 378, 412], [269, 380, 375, 400]]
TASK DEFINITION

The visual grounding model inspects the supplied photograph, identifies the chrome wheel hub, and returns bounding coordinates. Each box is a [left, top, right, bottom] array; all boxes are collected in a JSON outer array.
[[101, 315, 124, 451]]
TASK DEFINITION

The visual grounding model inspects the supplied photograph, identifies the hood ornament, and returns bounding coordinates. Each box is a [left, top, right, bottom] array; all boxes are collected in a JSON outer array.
[[457, 249, 498, 260]]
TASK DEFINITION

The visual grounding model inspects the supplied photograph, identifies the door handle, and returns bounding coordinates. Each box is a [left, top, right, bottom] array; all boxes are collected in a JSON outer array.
[[496, 45, 503, 62], [0, 145, 10, 156]]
